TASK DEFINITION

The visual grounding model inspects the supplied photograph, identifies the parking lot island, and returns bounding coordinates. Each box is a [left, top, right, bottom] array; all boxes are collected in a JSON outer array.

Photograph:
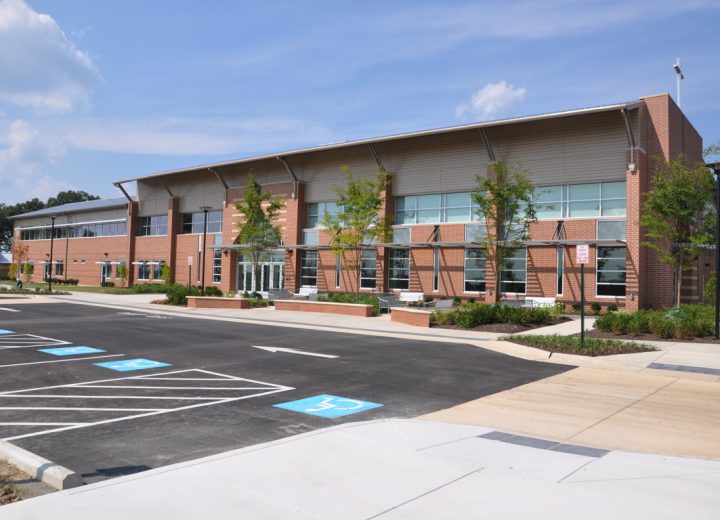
[[274, 299, 374, 317]]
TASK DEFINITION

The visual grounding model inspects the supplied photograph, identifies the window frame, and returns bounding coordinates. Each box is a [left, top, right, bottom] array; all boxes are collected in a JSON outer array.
[[388, 248, 410, 290], [596, 246, 627, 298], [464, 248, 486, 293], [300, 250, 318, 287], [395, 192, 479, 225], [360, 249, 377, 290], [499, 248, 527, 295]]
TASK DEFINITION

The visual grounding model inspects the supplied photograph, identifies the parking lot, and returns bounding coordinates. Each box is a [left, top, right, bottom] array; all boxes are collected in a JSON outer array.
[[0, 302, 569, 483]]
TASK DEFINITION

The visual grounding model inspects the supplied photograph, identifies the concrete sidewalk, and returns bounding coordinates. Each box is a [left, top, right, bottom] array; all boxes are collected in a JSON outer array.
[[3, 419, 718, 519]]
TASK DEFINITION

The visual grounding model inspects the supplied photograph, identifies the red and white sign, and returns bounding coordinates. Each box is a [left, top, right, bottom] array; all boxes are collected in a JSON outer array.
[[187, 255, 194, 266], [576, 244, 590, 265]]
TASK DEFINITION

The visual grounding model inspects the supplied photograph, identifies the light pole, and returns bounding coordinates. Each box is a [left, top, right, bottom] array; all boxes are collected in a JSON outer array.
[[48, 215, 56, 292], [199, 206, 211, 295], [707, 162, 720, 339], [673, 58, 684, 108]]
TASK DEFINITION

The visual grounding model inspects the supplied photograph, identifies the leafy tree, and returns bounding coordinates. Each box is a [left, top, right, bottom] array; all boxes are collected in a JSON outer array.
[[45, 191, 100, 208], [704, 140, 720, 162], [471, 161, 537, 303], [161, 263, 172, 285], [321, 166, 391, 295], [117, 261, 128, 288], [640, 156, 715, 307], [22, 261, 33, 282], [10, 242, 28, 281], [234, 174, 284, 294]]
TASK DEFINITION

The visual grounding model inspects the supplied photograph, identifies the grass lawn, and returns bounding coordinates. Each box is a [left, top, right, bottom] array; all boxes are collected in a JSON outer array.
[[501, 334, 658, 356], [0, 280, 134, 294]]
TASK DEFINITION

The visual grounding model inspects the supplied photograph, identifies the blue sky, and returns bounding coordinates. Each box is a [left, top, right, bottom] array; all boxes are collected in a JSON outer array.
[[1, 0, 719, 203]]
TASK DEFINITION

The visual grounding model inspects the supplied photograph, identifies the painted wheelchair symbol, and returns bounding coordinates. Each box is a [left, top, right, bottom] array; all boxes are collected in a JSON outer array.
[[304, 396, 364, 413]]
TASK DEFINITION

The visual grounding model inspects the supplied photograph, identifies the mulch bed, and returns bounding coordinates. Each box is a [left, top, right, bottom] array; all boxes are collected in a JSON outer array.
[[585, 329, 720, 344], [432, 317, 569, 333]]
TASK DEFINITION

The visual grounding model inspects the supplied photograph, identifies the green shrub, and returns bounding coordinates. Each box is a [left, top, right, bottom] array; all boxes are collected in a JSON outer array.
[[101, 281, 115, 288], [161, 264, 173, 285], [165, 284, 200, 305], [610, 313, 633, 334], [132, 283, 168, 294], [704, 273, 716, 305], [456, 303, 481, 328], [571, 302, 582, 313], [626, 311, 651, 336], [452, 297, 462, 306], [607, 304, 619, 312], [526, 307, 551, 324], [594, 312, 616, 332], [318, 293, 381, 316], [649, 314, 675, 339], [203, 286, 223, 297], [432, 310, 457, 325], [591, 302, 602, 315], [550, 302, 565, 319]]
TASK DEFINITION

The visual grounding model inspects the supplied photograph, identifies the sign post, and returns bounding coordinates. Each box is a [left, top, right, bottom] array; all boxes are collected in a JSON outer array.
[[576, 244, 590, 348]]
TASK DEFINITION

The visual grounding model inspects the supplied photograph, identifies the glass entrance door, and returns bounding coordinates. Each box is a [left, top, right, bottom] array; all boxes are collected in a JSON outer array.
[[100, 262, 111, 284], [236, 253, 284, 293]]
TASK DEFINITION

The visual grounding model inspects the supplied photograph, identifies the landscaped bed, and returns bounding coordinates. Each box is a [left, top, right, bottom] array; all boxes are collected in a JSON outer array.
[[502, 334, 658, 356], [591, 305, 720, 343], [431, 302, 567, 332]]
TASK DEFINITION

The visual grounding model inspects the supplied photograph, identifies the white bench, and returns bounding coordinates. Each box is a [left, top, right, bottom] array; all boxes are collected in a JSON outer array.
[[523, 297, 556, 308], [295, 287, 318, 299], [399, 292, 425, 306]]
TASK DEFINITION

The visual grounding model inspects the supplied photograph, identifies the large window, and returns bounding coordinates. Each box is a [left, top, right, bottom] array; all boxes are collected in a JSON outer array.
[[152, 260, 162, 281], [597, 247, 627, 297], [20, 221, 128, 240], [500, 248, 526, 293], [597, 220, 627, 240], [137, 261, 150, 281], [388, 249, 410, 290], [392, 227, 410, 244], [301, 250, 318, 287], [139, 215, 167, 236], [556, 246, 564, 295], [306, 202, 340, 228], [464, 249, 486, 292], [181, 211, 222, 234], [360, 249, 377, 289], [532, 181, 626, 220], [396, 192, 478, 225], [213, 249, 222, 283], [55, 260, 64, 277]]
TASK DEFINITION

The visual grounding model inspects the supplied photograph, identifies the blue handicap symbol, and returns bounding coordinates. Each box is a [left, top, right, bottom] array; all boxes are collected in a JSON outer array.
[[274, 394, 383, 419], [39, 346, 106, 356], [95, 358, 172, 372], [0, 329, 14, 335]]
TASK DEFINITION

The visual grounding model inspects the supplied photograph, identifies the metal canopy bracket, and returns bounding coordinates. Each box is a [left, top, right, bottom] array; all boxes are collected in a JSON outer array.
[[113, 182, 134, 203], [276, 156, 298, 199], [620, 108, 636, 168], [479, 129, 496, 162], [367, 144, 386, 172], [162, 180, 175, 198], [208, 167, 229, 191]]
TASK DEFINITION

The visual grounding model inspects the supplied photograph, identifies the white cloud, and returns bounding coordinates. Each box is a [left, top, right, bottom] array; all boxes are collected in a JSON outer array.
[[0, 0, 99, 112], [60, 116, 334, 156], [0, 119, 72, 202], [456, 81, 526, 121]]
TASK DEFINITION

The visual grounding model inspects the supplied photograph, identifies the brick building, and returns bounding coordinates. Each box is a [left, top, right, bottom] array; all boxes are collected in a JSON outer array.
[[11, 93, 705, 310]]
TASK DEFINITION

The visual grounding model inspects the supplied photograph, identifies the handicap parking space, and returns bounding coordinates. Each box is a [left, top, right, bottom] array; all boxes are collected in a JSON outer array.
[[0, 302, 571, 484]]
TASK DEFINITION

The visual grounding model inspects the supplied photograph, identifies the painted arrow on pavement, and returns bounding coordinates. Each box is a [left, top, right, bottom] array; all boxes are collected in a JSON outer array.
[[251, 346, 338, 359]]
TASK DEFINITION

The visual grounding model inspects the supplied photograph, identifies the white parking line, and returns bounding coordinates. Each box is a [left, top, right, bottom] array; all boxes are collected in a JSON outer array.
[[0, 307, 20, 313], [0, 407, 165, 412], [73, 385, 280, 391], [0, 354, 124, 369], [0, 422, 88, 426], [0, 369, 294, 441]]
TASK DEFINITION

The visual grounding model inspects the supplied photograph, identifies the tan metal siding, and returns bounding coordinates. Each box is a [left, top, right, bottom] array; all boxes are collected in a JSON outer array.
[[299, 145, 379, 202]]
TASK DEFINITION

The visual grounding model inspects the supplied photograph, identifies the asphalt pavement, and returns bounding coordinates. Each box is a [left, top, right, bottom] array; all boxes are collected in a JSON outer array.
[[0, 302, 569, 484]]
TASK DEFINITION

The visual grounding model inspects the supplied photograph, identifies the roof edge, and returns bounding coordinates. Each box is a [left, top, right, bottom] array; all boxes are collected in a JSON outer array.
[[114, 101, 640, 184]]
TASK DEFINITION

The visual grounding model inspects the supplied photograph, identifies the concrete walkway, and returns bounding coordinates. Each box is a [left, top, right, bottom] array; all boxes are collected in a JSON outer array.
[[3, 419, 718, 519]]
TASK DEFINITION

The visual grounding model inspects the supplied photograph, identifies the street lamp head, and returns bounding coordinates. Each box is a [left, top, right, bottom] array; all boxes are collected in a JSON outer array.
[[199, 206, 212, 213], [673, 60, 684, 79]]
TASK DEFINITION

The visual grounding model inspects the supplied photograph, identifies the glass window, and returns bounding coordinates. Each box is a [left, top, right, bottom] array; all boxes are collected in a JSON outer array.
[[395, 196, 416, 225], [152, 260, 162, 280], [138, 261, 150, 280], [464, 249, 486, 292], [465, 224, 486, 243], [392, 227, 410, 244], [416, 194, 441, 224], [597, 247, 627, 296], [534, 185, 562, 219], [388, 249, 410, 290], [335, 256, 341, 288], [306, 203, 319, 229], [306, 202, 340, 228], [181, 211, 222, 234], [432, 248, 440, 292], [500, 248, 526, 293], [213, 249, 222, 283], [139, 215, 168, 236], [302, 230, 318, 246], [443, 192, 472, 223], [301, 250, 318, 287], [55, 260, 64, 276], [597, 220, 627, 240], [556, 246, 564, 295], [396, 192, 477, 224], [360, 249, 377, 289]]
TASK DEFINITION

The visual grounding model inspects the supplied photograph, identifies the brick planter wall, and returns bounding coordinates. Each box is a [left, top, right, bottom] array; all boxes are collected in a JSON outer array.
[[274, 299, 374, 317], [186, 297, 250, 309], [391, 308, 432, 327]]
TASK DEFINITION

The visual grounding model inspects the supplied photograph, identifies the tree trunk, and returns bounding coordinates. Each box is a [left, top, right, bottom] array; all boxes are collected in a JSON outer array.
[[676, 263, 683, 308]]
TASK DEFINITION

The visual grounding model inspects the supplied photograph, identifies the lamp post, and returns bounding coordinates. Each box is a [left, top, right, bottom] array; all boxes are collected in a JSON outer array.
[[48, 215, 56, 292], [707, 162, 720, 339], [673, 58, 684, 108], [199, 206, 211, 295]]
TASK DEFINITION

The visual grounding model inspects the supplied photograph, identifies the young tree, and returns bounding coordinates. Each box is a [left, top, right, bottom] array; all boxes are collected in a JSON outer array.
[[117, 261, 128, 288], [235, 174, 284, 294], [471, 161, 537, 303], [160, 263, 172, 285], [22, 261, 34, 282], [322, 166, 391, 296], [640, 156, 715, 307], [10, 241, 29, 282]]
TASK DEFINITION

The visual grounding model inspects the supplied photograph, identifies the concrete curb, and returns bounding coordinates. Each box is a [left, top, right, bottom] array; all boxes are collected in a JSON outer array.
[[0, 439, 82, 490]]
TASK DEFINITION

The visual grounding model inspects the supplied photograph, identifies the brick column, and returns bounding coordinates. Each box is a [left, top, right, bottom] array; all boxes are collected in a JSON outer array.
[[283, 182, 304, 291], [167, 197, 179, 283], [126, 201, 138, 286], [377, 173, 392, 292]]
